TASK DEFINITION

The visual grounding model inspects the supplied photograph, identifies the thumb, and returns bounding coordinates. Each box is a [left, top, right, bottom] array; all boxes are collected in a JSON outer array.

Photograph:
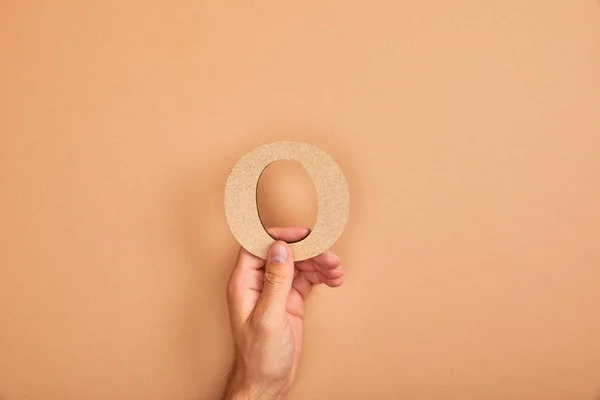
[[256, 241, 294, 317]]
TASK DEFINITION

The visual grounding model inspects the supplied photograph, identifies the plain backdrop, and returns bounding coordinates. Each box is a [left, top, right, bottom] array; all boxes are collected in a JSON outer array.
[[1, 1, 599, 399]]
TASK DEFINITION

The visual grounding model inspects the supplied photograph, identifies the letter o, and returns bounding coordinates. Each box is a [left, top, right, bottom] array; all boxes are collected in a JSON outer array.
[[224, 141, 350, 261]]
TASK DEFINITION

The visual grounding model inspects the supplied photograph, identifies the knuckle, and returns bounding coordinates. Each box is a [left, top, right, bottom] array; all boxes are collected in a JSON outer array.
[[226, 275, 243, 302], [251, 313, 277, 334], [263, 270, 287, 286], [226, 277, 236, 297], [256, 318, 275, 333], [226, 285, 234, 301]]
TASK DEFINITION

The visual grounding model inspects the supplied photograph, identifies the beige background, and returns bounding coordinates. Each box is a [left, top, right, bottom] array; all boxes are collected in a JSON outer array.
[[1, 1, 600, 399]]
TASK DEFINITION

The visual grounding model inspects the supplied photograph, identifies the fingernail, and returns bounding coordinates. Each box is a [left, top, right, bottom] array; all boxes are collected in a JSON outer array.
[[269, 243, 288, 263]]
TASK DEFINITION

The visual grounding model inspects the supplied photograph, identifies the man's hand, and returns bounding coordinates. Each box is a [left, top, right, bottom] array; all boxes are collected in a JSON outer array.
[[222, 227, 344, 400]]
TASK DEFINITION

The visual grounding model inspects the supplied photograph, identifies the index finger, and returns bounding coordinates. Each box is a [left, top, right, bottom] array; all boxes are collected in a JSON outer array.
[[267, 226, 311, 243], [233, 246, 265, 272]]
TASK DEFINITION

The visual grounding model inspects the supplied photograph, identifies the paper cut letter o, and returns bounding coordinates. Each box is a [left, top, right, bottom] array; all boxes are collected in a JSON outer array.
[[224, 141, 350, 261]]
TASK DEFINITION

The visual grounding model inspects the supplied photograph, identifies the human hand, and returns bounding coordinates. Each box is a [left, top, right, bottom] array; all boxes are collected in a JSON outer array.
[[222, 227, 344, 400]]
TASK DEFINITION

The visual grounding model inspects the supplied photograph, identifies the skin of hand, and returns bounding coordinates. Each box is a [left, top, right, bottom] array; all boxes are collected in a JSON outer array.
[[222, 227, 344, 400]]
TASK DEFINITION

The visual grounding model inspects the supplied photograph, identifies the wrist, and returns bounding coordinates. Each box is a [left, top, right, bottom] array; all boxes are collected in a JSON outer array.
[[223, 363, 282, 400]]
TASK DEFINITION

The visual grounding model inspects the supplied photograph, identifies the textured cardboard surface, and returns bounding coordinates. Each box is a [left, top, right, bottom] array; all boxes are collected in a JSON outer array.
[[225, 141, 349, 261]]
